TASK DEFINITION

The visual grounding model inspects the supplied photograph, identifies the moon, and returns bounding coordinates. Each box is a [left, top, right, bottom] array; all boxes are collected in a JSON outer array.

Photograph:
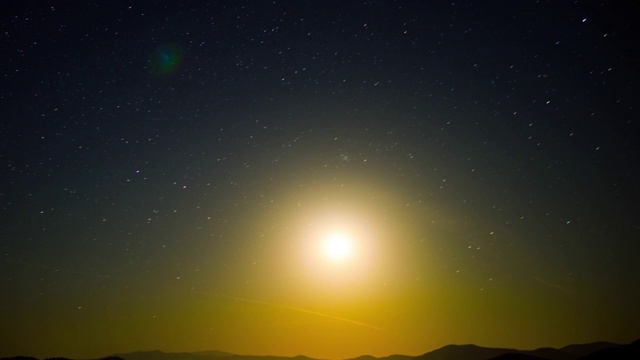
[[321, 232, 353, 261], [288, 200, 390, 287]]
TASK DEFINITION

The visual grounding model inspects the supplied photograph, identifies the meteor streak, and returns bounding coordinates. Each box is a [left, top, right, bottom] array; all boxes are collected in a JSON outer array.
[[221, 295, 384, 331]]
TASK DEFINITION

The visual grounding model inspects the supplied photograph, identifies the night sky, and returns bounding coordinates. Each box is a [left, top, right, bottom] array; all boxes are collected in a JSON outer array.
[[2, 1, 640, 359]]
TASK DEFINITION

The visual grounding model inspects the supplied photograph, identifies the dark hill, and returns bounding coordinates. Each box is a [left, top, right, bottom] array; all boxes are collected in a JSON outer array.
[[347, 356, 377, 360], [521, 347, 573, 360], [488, 353, 548, 360], [578, 339, 640, 360], [114, 351, 218, 360], [559, 342, 618, 358], [192, 352, 233, 357], [347, 355, 412, 360], [2, 339, 638, 360], [112, 351, 322, 360], [413, 344, 572, 360], [414, 344, 517, 360]]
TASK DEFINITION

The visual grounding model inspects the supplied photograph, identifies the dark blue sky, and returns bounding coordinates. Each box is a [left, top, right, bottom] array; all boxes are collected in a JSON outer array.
[[1, 1, 639, 358]]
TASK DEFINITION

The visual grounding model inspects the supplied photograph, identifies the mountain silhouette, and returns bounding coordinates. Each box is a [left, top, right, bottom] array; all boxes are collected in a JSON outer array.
[[191, 352, 234, 357], [577, 339, 640, 360], [112, 351, 211, 360], [486, 354, 548, 360], [110, 351, 319, 360], [347, 354, 413, 360], [559, 342, 619, 358], [1, 339, 636, 360], [414, 344, 518, 360], [1, 357, 39, 360], [393, 341, 621, 360]]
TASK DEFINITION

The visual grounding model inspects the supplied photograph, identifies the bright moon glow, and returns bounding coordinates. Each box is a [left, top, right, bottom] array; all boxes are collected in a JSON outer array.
[[289, 197, 396, 289], [322, 232, 353, 261]]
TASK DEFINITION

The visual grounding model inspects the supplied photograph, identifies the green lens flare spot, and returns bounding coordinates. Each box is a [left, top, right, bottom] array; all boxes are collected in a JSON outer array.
[[149, 44, 183, 75]]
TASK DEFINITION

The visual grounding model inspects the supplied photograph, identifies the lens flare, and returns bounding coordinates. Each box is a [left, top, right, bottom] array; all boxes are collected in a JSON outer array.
[[149, 44, 183, 75]]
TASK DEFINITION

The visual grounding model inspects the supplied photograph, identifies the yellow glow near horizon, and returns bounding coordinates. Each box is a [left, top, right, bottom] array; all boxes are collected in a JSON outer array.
[[230, 179, 433, 360]]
